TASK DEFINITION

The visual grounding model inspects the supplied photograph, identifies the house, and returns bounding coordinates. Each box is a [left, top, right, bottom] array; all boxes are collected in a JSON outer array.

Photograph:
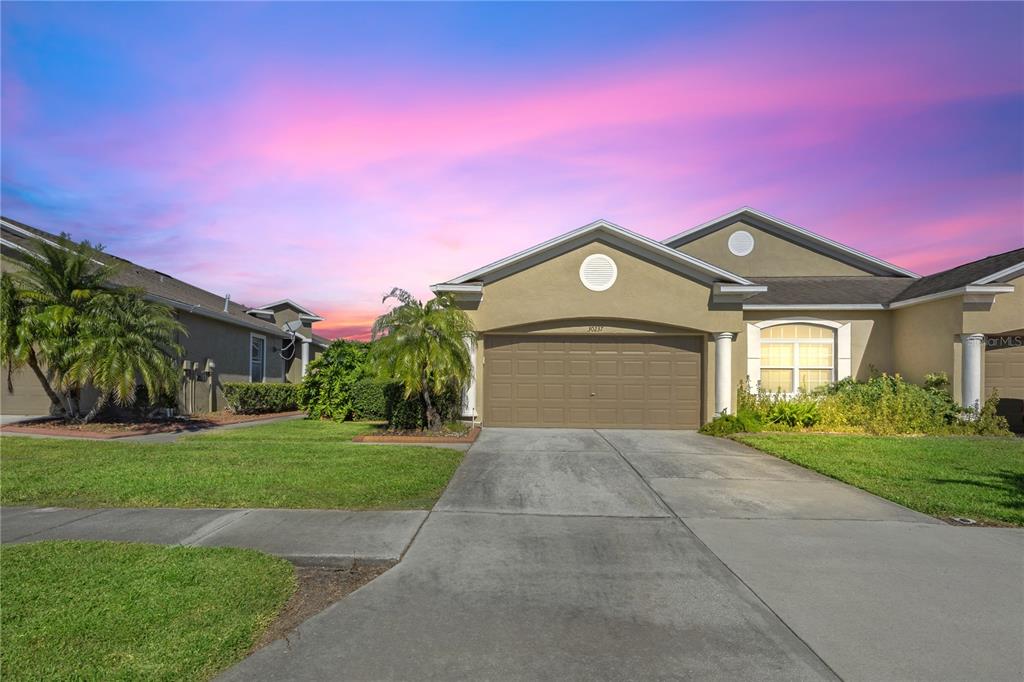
[[0, 217, 331, 416], [432, 208, 1024, 432]]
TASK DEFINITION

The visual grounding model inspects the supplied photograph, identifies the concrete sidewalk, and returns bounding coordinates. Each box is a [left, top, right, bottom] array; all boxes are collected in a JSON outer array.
[[0, 506, 427, 566]]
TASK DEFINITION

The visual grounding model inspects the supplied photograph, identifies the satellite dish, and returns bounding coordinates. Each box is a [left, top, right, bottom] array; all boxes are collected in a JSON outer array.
[[282, 319, 303, 333]]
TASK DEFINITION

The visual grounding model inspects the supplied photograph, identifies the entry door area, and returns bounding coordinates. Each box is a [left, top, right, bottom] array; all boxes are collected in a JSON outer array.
[[483, 335, 701, 429]]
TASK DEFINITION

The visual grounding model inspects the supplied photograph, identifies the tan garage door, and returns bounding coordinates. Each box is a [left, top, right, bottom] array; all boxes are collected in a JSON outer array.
[[985, 334, 1024, 433], [483, 335, 701, 429]]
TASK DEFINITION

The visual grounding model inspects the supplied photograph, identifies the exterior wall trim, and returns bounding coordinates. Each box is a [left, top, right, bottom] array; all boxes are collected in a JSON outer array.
[[439, 219, 753, 287], [744, 303, 885, 310]]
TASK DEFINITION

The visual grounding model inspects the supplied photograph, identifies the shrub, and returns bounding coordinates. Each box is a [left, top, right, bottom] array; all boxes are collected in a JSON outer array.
[[699, 408, 762, 437], [298, 341, 371, 420], [349, 379, 388, 420], [223, 383, 299, 414], [732, 372, 1011, 437], [383, 381, 463, 431]]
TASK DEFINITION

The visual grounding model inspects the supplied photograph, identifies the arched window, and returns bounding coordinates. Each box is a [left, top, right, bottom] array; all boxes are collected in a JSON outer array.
[[759, 323, 835, 393]]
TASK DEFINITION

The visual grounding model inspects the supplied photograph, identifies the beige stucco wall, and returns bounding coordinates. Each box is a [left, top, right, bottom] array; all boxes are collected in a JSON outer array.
[[676, 221, 874, 277], [462, 240, 743, 424], [891, 296, 964, 399]]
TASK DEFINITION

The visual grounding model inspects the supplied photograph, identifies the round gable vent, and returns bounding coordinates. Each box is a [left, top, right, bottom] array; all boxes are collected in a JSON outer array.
[[579, 254, 618, 291], [728, 230, 755, 256]]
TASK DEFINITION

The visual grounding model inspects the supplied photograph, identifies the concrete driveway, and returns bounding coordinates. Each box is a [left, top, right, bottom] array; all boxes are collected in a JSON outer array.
[[223, 428, 1023, 681]]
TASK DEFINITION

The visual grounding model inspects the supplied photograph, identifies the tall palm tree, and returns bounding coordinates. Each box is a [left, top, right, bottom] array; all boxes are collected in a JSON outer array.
[[65, 292, 185, 423], [370, 288, 475, 431], [1, 272, 61, 406]]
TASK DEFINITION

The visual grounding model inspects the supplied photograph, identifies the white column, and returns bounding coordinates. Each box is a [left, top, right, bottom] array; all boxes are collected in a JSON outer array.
[[300, 339, 311, 377], [462, 336, 477, 419], [714, 332, 735, 416], [961, 333, 985, 411]]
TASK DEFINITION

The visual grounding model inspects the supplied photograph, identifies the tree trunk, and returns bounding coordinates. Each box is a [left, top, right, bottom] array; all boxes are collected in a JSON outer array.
[[421, 381, 441, 432], [81, 391, 109, 424], [25, 348, 64, 414]]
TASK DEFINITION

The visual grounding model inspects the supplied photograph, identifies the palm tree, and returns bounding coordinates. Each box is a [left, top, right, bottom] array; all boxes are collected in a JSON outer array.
[[65, 292, 185, 423], [5, 234, 115, 415], [370, 288, 475, 431]]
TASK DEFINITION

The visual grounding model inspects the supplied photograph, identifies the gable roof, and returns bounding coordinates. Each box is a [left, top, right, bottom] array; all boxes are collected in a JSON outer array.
[[1, 216, 290, 338], [892, 247, 1024, 303], [434, 218, 755, 290], [662, 207, 919, 278], [255, 299, 324, 321]]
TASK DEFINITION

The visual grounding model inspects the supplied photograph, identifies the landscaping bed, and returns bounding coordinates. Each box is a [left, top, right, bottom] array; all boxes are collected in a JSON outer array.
[[0, 419, 462, 509], [736, 433, 1024, 526], [1, 411, 302, 439], [353, 426, 480, 444], [0, 540, 295, 681], [254, 562, 395, 650]]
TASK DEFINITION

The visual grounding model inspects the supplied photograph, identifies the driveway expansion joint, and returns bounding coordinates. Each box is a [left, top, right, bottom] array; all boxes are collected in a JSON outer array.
[[593, 428, 843, 681]]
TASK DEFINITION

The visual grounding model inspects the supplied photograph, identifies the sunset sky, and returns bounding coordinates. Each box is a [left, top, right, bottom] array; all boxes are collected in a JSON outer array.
[[2, 2, 1022, 339]]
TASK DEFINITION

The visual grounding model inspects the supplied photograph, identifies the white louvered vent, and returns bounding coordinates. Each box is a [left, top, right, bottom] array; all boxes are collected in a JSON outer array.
[[728, 230, 755, 256], [579, 254, 618, 291]]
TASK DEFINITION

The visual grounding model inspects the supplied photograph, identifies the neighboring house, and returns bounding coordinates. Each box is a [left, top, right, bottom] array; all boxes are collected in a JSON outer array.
[[0, 217, 330, 416], [432, 208, 1024, 432]]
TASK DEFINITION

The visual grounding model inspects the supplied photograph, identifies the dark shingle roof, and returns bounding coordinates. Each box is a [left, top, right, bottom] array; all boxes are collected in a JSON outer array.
[[892, 248, 1024, 302], [1, 217, 288, 337], [746, 277, 914, 305], [312, 333, 333, 347]]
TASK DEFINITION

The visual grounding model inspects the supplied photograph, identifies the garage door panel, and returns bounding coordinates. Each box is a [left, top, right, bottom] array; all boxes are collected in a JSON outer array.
[[484, 335, 701, 429], [986, 337, 1024, 433]]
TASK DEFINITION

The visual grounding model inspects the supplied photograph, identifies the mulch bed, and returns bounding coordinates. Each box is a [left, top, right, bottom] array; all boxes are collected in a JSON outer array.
[[352, 426, 480, 444], [1, 411, 303, 439], [254, 562, 396, 650]]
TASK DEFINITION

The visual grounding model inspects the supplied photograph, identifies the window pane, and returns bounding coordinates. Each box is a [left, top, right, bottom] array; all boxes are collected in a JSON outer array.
[[762, 343, 794, 366], [760, 369, 793, 393], [800, 343, 834, 367], [762, 324, 835, 340], [250, 337, 265, 383], [799, 369, 832, 391]]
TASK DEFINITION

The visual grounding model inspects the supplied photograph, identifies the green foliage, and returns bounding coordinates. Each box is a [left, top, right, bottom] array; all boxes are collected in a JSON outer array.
[[764, 396, 820, 428], [383, 381, 463, 430], [64, 292, 185, 422], [1, 235, 183, 421], [297, 340, 371, 420], [726, 373, 1011, 437], [699, 409, 762, 436], [1, 540, 295, 681], [223, 382, 299, 414], [370, 288, 475, 431], [349, 378, 388, 420]]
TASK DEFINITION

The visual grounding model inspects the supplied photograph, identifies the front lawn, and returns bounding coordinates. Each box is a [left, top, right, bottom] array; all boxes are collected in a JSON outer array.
[[1, 541, 294, 681], [0, 420, 462, 509], [735, 433, 1024, 526]]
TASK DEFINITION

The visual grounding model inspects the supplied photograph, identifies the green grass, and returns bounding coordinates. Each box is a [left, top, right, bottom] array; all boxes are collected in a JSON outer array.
[[1, 540, 294, 681], [0, 420, 462, 509], [735, 433, 1024, 526]]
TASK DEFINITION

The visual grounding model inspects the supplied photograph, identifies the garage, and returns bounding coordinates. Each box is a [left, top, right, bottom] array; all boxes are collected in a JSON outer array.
[[483, 335, 701, 429], [985, 332, 1024, 433]]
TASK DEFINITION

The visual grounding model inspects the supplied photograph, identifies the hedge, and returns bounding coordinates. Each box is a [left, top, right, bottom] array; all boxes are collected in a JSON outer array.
[[222, 383, 300, 414], [350, 379, 388, 420]]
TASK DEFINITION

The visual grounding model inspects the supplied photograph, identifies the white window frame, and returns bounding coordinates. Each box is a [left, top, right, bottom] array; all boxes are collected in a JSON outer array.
[[746, 318, 852, 394], [249, 333, 267, 384]]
